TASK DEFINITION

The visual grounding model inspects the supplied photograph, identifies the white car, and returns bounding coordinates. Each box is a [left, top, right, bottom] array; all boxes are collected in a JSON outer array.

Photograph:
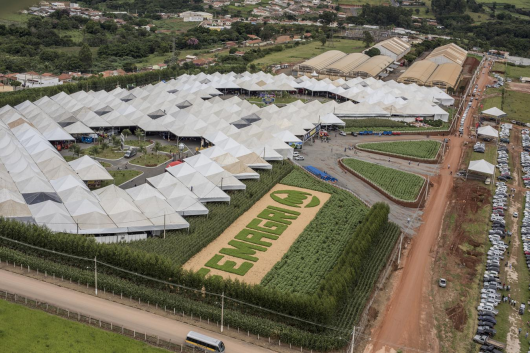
[[339, 131, 347, 136], [293, 151, 300, 157], [294, 156, 305, 161]]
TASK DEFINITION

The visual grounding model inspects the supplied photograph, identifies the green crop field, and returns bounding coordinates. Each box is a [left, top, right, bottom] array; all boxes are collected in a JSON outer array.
[[251, 39, 365, 67], [0, 299, 165, 353], [343, 118, 449, 132], [506, 65, 530, 80], [261, 169, 368, 295], [357, 140, 442, 160], [343, 158, 425, 201]]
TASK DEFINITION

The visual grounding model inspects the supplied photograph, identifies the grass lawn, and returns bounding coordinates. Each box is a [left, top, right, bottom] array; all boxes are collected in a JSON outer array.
[[83, 146, 124, 160], [246, 95, 310, 106], [482, 89, 530, 122], [124, 139, 153, 148], [409, 6, 436, 19], [63, 155, 112, 168], [506, 65, 530, 80], [0, 299, 165, 353], [130, 153, 171, 167], [475, 0, 530, 8], [0, 12, 28, 25], [251, 39, 365, 67], [100, 170, 142, 188], [492, 62, 507, 73], [136, 53, 172, 68]]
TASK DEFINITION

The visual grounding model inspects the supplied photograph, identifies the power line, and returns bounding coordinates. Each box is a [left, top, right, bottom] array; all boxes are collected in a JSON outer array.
[[0, 234, 349, 334]]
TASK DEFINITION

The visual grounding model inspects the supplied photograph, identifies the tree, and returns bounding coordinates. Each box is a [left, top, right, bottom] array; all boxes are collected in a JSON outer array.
[[11, 81, 21, 87], [122, 129, 131, 139], [139, 145, 147, 161], [319, 35, 327, 47], [91, 146, 100, 156], [70, 144, 81, 157], [134, 128, 143, 141], [154, 141, 161, 155], [78, 43, 92, 71], [97, 136, 103, 145], [101, 142, 109, 151], [229, 47, 237, 54], [415, 8, 420, 14], [362, 31, 374, 48], [365, 47, 381, 57], [111, 135, 119, 148], [123, 62, 137, 73]]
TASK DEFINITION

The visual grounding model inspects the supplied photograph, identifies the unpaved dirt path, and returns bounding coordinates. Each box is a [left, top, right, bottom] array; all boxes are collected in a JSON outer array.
[[364, 61, 493, 353]]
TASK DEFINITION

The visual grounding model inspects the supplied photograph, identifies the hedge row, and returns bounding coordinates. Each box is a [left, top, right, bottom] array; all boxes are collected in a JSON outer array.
[[0, 247, 345, 351]]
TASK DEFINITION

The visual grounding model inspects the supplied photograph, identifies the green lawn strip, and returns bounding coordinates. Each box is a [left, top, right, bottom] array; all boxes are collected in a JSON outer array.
[[124, 140, 153, 148], [465, 143, 498, 165], [129, 153, 171, 167], [82, 146, 123, 160], [157, 144, 185, 153], [357, 140, 441, 160], [99, 170, 142, 188], [261, 169, 368, 295], [0, 299, 165, 353], [342, 158, 425, 201]]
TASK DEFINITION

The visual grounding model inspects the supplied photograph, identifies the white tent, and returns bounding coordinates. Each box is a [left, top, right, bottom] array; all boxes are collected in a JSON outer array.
[[64, 121, 94, 134], [477, 125, 499, 138], [28, 200, 77, 233], [165, 163, 230, 203], [184, 154, 246, 191], [68, 155, 113, 181], [468, 159, 495, 175], [482, 107, 506, 118], [133, 196, 189, 230], [320, 113, 346, 126]]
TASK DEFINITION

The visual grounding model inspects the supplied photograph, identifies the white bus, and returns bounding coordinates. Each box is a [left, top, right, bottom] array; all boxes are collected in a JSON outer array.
[[185, 331, 226, 352]]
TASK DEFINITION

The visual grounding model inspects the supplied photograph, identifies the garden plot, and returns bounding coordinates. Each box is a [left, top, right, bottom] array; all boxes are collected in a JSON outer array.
[[184, 184, 330, 284]]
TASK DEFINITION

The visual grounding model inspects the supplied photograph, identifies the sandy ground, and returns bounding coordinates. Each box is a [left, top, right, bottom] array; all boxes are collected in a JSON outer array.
[[364, 61, 494, 353], [184, 184, 330, 285], [509, 82, 530, 94]]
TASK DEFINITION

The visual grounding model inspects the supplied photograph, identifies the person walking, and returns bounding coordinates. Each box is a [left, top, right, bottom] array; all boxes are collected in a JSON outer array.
[[519, 328, 522, 335]]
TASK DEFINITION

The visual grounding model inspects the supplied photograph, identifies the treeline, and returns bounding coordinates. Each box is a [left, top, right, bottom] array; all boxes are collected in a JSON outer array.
[[83, 0, 205, 13], [0, 195, 392, 328], [346, 5, 414, 28]]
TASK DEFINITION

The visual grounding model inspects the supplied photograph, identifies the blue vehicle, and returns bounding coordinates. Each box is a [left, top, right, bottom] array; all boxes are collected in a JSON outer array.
[[81, 136, 94, 143], [382, 131, 392, 135]]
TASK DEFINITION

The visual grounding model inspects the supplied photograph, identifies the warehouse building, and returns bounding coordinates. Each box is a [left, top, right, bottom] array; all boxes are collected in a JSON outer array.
[[367, 37, 411, 61], [425, 43, 468, 66], [397, 43, 467, 91], [295, 51, 393, 79]]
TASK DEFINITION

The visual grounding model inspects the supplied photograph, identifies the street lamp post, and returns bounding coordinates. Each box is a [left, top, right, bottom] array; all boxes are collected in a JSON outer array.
[[94, 256, 98, 296]]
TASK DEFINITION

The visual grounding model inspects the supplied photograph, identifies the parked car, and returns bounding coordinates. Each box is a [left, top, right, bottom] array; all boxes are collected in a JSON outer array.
[[124, 148, 137, 158], [439, 278, 447, 288], [294, 156, 305, 161]]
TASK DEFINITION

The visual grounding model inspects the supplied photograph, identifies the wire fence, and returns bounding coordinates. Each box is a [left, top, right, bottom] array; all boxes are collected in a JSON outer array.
[[0, 257, 341, 353], [0, 289, 196, 353]]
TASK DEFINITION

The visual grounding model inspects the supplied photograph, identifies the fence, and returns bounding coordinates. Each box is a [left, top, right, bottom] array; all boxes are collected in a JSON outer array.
[[0, 257, 336, 353], [0, 289, 194, 353]]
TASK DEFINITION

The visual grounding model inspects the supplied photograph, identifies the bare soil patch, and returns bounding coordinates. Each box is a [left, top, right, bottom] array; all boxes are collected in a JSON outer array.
[[184, 184, 330, 285], [509, 82, 530, 94]]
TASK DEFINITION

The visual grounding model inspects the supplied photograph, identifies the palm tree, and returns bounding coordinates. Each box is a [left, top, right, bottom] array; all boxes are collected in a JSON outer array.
[[139, 145, 147, 162]]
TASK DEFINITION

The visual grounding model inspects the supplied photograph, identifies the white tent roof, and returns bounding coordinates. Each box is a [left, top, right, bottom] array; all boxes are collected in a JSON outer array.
[[68, 155, 113, 181], [133, 196, 189, 230], [477, 125, 499, 138], [468, 159, 495, 175], [482, 107, 506, 117], [64, 121, 94, 134], [165, 163, 230, 202], [184, 154, 246, 191]]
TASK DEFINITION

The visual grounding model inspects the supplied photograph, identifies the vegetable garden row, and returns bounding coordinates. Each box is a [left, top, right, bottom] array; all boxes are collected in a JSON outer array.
[[0, 165, 402, 350], [357, 140, 442, 160], [343, 118, 448, 133], [342, 158, 425, 201]]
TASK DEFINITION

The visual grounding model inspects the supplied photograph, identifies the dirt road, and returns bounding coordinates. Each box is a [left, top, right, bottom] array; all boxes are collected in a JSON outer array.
[[0, 270, 273, 353], [365, 60, 492, 353]]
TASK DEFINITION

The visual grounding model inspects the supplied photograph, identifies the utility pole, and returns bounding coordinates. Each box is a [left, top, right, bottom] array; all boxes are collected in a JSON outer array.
[[163, 213, 166, 239], [348, 326, 356, 353], [220, 292, 224, 332], [94, 256, 98, 296]]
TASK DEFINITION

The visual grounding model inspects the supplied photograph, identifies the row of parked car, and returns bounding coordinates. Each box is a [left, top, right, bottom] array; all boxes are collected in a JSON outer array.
[[473, 181, 510, 352], [522, 130, 530, 188], [499, 124, 511, 144], [496, 145, 511, 182], [459, 101, 473, 134]]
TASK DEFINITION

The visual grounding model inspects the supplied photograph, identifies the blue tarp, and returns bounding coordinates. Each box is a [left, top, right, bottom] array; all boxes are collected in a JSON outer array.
[[304, 166, 338, 182]]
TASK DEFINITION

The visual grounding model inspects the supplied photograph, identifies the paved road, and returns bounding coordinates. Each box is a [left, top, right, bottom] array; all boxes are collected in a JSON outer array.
[[0, 270, 273, 353], [297, 134, 443, 233], [365, 57, 492, 353]]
